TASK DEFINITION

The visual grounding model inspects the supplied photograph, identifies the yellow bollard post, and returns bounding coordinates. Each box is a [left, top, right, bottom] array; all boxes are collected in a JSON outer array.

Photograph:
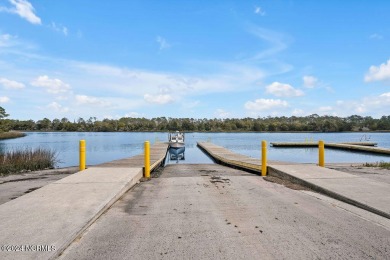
[[261, 140, 267, 176], [144, 141, 150, 178], [318, 140, 325, 167], [79, 140, 86, 171]]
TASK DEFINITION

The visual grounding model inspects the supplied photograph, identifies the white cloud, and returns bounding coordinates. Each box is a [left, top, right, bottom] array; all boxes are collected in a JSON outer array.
[[0, 34, 13, 47], [0, 33, 38, 52], [50, 22, 68, 36], [215, 109, 230, 118], [364, 59, 390, 82], [369, 33, 383, 40], [182, 100, 200, 110], [0, 41, 275, 118], [1, 0, 42, 25], [144, 94, 174, 105], [332, 92, 390, 116], [0, 96, 10, 103], [266, 82, 304, 97], [248, 26, 289, 60], [124, 112, 140, 118], [156, 36, 170, 50], [319, 106, 333, 112], [0, 77, 25, 89], [292, 109, 305, 116], [254, 6, 265, 16], [74, 61, 265, 97], [303, 76, 318, 88], [31, 75, 71, 94], [75, 95, 110, 107], [47, 102, 69, 113], [244, 98, 288, 111]]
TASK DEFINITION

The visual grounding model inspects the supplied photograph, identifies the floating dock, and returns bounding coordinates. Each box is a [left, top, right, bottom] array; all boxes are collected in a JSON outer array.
[[270, 142, 377, 147], [197, 142, 263, 172], [270, 142, 390, 155]]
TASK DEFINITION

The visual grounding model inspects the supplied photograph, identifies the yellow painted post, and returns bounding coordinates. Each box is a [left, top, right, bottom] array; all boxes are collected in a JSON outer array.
[[261, 140, 267, 176], [318, 140, 325, 167], [144, 141, 150, 178], [79, 140, 86, 171]]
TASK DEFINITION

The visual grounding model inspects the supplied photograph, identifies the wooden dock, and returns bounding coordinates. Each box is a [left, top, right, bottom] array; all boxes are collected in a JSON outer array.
[[97, 142, 168, 170], [197, 142, 263, 173], [325, 143, 390, 155], [270, 142, 377, 147], [270, 142, 390, 155]]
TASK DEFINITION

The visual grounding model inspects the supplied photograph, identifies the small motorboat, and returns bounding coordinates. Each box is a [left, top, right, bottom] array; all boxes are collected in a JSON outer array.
[[168, 131, 185, 160]]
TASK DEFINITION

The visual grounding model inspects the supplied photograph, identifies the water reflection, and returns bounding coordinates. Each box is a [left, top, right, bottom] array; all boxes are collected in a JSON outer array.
[[165, 142, 214, 165]]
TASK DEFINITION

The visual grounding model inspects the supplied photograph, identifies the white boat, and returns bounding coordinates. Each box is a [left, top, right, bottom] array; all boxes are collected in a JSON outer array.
[[168, 131, 185, 160]]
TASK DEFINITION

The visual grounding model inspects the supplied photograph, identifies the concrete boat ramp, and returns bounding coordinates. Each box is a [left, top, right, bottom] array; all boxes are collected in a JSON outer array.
[[1, 141, 389, 259], [198, 142, 390, 219]]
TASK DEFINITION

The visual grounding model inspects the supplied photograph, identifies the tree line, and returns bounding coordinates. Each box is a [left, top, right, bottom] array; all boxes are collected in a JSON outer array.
[[1, 114, 390, 132]]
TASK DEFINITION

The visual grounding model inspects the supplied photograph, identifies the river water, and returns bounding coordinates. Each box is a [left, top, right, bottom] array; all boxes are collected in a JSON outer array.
[[0, 132, 389, 167]]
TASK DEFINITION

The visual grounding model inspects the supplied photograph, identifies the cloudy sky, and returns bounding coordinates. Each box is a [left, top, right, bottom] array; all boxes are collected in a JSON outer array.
[[0, 0, 389, 120]]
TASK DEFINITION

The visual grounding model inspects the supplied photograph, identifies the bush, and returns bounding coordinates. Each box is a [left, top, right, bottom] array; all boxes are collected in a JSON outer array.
[[363, 161, 390, 169], [0, 148, 58, 176], [0, 131, 26, 140]]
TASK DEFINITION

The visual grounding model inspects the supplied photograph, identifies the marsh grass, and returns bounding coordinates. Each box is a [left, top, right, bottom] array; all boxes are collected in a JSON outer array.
[[0, 131, 26, 140], [363, 161, 390, 169], [0, 148, 57, 176]]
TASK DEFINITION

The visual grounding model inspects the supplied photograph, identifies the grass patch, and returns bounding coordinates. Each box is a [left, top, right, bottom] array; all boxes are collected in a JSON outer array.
[[363, 161, 390, 169], [0, 148, 58, 176], [0, 131, 26, 140]]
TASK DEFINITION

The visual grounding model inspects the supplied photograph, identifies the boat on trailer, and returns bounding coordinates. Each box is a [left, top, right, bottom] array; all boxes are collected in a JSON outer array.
[[168, 131, 185, 160]]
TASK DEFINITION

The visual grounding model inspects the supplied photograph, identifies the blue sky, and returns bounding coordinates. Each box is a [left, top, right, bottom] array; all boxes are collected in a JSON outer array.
[[0, 0, 389, 120]]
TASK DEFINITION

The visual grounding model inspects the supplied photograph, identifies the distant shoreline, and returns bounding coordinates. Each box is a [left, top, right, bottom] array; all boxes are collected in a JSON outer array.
[[17, 130, 390, 134]]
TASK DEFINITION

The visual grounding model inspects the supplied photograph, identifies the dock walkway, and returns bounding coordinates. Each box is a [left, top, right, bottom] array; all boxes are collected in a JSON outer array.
[[197, 142, 390, 219], [0, 142, 168, 260], [270, 142, 390, 155]]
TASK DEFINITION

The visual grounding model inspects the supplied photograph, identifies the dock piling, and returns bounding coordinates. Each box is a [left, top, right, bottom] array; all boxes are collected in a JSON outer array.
[[318, 140, 325, 167], [261, 140, 267, 176], [79, 140, 86, 171], [144, 141, 150, 178]]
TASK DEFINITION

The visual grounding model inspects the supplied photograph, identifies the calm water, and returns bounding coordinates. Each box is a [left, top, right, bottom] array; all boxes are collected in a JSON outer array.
[[0, 132, 389, 168]]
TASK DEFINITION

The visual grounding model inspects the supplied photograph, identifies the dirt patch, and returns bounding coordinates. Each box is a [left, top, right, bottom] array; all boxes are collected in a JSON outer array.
[[326, 164, 390, 185], [151, 166, 164, 178], [200, 170, 217, 173], [210, 176, 230, 184], [264, 175, 311, 191], [24, 187, 41, 194], [0, 176, 48, 184], [0, 167, 78, 205], [327, 164, 390, 176]]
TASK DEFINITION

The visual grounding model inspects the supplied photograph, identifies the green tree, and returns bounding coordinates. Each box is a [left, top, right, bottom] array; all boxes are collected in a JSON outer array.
[[36, 118, 52, 130], [0, 106, 10, 132], [0, 106, 9, 119]]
